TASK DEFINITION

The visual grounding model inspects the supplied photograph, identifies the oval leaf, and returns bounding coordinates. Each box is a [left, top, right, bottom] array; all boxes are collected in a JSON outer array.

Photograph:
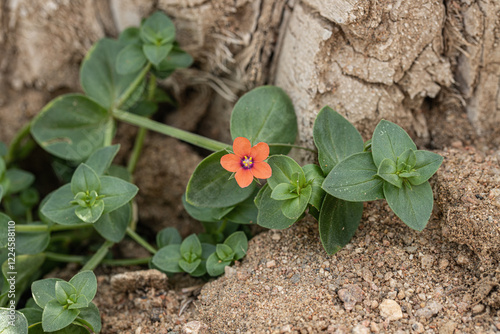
[[40, 185, 82, 226], [322, 152, 384, 202], [116, 44, 148, 75], [230, 86, 297, 155], [99, 176, 138, 214], [319, 195, 363, 255], [224, 231, 248, 260], [71, 164, 101, 194], [372, 120, 416, 167], [0, 308, 28, 334], [313, 106, 364, 174], [80, 38, 144, 110], [254, 184, 297, 229], [143, 44, 172, 66], [377, 158, 402, 188], [383, 181, 434, 231], [42, 300, 80, 332], [206, 253, 231, 277], [31, 94, 111, 161], [94, 203, 131, 242], [4, 169, 34, 194], [85, 144, 120, 176], [156, 227, 182, 248], [140, 11, 176, 45], [69, 271, 98, 303], [152, 244, 183, 273], [267, 155, 304, 190], [186, 150, 255, 208], [280, 185, 312, 220], [408, 150, 443, 186]]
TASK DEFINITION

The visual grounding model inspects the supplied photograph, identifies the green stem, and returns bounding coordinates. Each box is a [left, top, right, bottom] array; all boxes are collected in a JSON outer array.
[[126, 227, 157, 254], [81, 240, 114, 271], [15, 223, 93, 233], [113, 109, 229, 152], [6, 122, 32, 164], [102, 257, 151, 266], [127, 127, 147, 174], [45, 252, 85, 264], [215, 220, 228, 235], [115, 63, 152, 109], [268, 143, 317, 153]]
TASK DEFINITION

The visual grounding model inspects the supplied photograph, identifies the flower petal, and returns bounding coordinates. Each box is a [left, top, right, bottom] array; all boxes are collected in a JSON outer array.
[[250, 142, 270, 162], [235, 169, 254, 188], [251, 161, 272, 179], [233, 137, 252, 157], [221, 154, 242, 172]]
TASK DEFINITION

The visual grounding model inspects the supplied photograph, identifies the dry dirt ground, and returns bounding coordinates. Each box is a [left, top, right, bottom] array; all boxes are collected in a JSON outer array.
[[90, 142, 500, 334]]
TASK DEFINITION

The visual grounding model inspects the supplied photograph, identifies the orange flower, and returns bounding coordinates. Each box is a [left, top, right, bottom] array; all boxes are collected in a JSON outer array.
[[220, 137, 272, 188]]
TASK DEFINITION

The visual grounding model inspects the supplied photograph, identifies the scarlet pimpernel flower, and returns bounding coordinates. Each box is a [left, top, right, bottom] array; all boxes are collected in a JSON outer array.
[[220, 137, 272, 188]]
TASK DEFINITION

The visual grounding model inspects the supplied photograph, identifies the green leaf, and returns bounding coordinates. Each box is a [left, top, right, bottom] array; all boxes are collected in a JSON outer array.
[[206, 253, 231, 277], [143, 44, 172, 66], [55, 281, 76, 305], [119, 27, 141, 44], [2, 254, 45, 304], [30, 94, 111, 161], [271, 183, 298, 200], [0, 157, 5, 178], [74, 200, 104, 223], [40, 185, 82, 225], [322, 152, 384, 202], [116, 44, 148, 74], [154, 45, 193, 72], [42, 299, 79, 332], [215, 244, 234, 262], [407, 151, 443, 185], [31, 278, 63, 309], [186, 150, 255, 208], [254, 184, 297, 229], [69, 271, 97, 304], [156, 227, 182, 248], [67, 295, 89, 310], [0, 143, 7, 157], [371, 120, 417, 167], [80, 38, 143, 110], [20, 188, 40, 208], [230, 86, 297, 155], [129, 100, 158, 117], [223, 231, 248, 260], [180, 234, 202, 260], [19, 306, 42, 326], [0, 186, 3, 203], [383, 181, 434, 231], [0, 213, 11, 248], [4, 169, 34, 194], [319, 195, 363, 255], [303, 164, 326, 210], [99, 176, 139, 214], [151, 244, 183, 273], [190, 243, 216, 277], [16, 226, 50, 255], [27, 323, 90, 334], [280, 185, 312, 220], [396, 148, 417, 172], [93, 202, 131, 242], [377, 158, 402, 188], [313, 106, 364, 174], [182, 193, 234, 223], [178, 258, 201, 274], [224, 190, 259, 224], [71, 164, 101, 194], [0, 308, 28, 334], [85, 144, 120, 176], [107, 164, 132, 182], [76, 302, 101, 333], [266, 155, 304, 190], [140, 11, 176, 45]]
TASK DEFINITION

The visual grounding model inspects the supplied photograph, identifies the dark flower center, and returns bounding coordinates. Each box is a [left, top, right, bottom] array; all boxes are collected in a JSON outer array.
[[241, 156, 254, 169]]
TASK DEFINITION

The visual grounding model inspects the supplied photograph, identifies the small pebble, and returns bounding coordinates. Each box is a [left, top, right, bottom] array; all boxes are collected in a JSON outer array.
[[456, 254, 469, 265], [280, 324, 291, 333], [495, 323, 500, 331], [182, 321, 208, 334], [224, 266, 237, 277], [418, 293, 426, 301], [290, 273, 300, 284], [351, 324, 370, 334], [397, 290, 405, 300], [370, 322, 380, 333], [272, 233, 281, 241], [338, 284, 364, 310], [415, 301, 443, 318], [371, 300, 379, 309], [379, 299, 403, 321], [438, 259, 449, 269], [472, 304, 485, 314], [411, 322, 424, 333], [266, 260, 276, 268], [421, 255, 435, 269]]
